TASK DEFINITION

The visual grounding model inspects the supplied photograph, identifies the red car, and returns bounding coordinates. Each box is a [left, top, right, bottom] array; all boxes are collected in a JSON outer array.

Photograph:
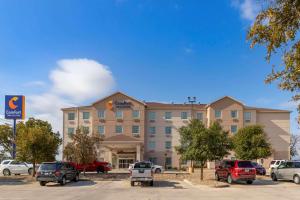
[[215, 160, 256, 184], [70, 161, 112, 173]]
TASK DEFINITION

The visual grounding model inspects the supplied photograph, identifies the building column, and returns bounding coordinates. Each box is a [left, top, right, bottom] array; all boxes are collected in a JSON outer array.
[[108, 150, 112, 164], [136, 144, 141, 162]]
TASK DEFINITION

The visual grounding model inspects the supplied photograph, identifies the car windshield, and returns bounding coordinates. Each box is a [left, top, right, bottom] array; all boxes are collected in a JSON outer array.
[[39, 163, 58, 171], [270, 161, 276, 165], [134, 162, 151, 169], [237, 161, 253, 168]]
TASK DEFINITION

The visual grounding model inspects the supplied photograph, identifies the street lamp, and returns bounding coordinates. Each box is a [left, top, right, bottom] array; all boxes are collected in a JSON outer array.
[[187, 96, 196, 119]]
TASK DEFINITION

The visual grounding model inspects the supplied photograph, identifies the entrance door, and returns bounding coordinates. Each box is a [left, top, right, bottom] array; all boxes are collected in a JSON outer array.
[[119, 159, 134, 169]]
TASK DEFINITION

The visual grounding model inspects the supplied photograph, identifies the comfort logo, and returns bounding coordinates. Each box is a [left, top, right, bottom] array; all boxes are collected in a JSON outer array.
[[106, 100, 113, 110], [8, 97, 18, 110]]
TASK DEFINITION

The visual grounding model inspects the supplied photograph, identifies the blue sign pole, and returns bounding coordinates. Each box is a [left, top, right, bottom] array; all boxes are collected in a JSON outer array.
[[12, 118, 16, 159]]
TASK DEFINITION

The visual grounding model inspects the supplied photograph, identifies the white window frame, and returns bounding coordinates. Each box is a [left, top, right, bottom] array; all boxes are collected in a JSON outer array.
[[215, 110, 222, 119], [231, 125, 238, 134], [115, 110, 123, 119], [115, 125, 123, 134], [181, 112, 188, 120], [132, 110, 140, 119], [98, 110, 106, 119], [148, 112, 156, 121], [82, 112, 90, 120], [132, 125, 140, 134], [98, 125, 105, 135], [231, 110, 238, 119], [68, 112, 75, 120]]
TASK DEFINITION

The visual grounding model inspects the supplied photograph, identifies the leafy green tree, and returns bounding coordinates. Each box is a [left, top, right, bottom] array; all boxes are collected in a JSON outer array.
[[16, 118, 61, 176], [247, 0, 300, 122], [0, 125, 13, 158], [177, 120, 232, 180], [233, 125, 272, 160], [63, 127, 101, 175]]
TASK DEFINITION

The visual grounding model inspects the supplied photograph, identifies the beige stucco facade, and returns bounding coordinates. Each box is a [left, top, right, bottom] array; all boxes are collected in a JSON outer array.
[[62, 92, 291, 169]]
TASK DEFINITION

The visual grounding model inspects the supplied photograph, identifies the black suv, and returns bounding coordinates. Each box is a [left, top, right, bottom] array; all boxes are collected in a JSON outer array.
[[36, 162, 79, 186]]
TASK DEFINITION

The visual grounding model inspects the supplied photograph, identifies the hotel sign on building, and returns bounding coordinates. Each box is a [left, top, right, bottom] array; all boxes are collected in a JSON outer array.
[[62, 91, 291, 169]]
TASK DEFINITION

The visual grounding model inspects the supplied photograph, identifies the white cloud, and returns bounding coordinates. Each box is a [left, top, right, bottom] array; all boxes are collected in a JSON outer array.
[[25, 58, 116, 133], [232, 0, 260, 22], [50, 59, 116, 102]]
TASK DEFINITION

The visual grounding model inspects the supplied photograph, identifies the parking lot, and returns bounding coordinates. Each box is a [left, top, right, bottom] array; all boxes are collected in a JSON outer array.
[[1, 178, 300, 200]]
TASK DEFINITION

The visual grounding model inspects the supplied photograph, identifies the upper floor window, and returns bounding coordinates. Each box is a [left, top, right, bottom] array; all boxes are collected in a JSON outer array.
[[231, 110, 238, 118], [165, 112, 172, 120], [215, 110, 221, 119], [83, 112, 90, 120], [68, 113, 75, 120], [148, 112, 156, 121], [148, 141, 156, 149], [196, 112, 203, 121], [98, 110, 105, 119], [115, 125, 123, 134], [98, 126, 105, 135], [149, 127, 156, 134], [83, 126, 89, 134], [231, 125, 238, 134], [181, 112, 188, 120], [132, 110, 140, 119], [165, 126, 172, 135], [244, 112, 251, 122], [68, 128, 74, 137], [165, 141, 172, 149], [132, 125, 140, 134], [115, 110, 123, 119]]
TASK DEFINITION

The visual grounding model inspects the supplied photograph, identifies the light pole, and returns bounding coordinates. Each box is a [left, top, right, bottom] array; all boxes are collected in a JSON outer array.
[[187, 96, 196, 173]]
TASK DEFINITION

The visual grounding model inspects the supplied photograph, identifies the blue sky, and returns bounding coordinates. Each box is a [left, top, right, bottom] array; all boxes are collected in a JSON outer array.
[[0, 0, 298, 134]]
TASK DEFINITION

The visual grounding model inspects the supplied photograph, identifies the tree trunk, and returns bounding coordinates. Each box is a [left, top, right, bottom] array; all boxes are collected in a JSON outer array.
[[191, 160, 194, 173], [200, 165, 204, 181], [33, 162, 36, 177], [83, 167, 86, 176]]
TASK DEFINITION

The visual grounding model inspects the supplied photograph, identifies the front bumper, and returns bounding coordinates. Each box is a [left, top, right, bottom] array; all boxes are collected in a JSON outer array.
[[36, 176, 60, 182], [130, 177, 153, 182]]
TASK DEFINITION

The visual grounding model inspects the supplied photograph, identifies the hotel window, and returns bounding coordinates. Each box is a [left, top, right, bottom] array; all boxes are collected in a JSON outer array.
[[148, 112, 156, 121], [67, 128, 74, 137], [149, 127, 156, 134], [98, 110, 105, 119], [115, 110, 123, 119], [165, 112, 172, 120], [148, 141, 156, 150], [244, 112, 251, 122], [132, 110, 140, 119], [196, 112, 203, 121], [215, 110, 221, 119], [132, 125, 140, 134], [231, 110, 238, 118], [115, 125, 123, 134], [83, 112, 90, 120], [82, 126, 89, 134], [231, 125, 238, 134], [68, 113, 75, 120], [98, 126, 105, 135], [165, 141, 172, 149], [181, 112, 188, 119], [165, 157, 172, 166], [149, 157, 157, 165], [165, 126, 172, 135]]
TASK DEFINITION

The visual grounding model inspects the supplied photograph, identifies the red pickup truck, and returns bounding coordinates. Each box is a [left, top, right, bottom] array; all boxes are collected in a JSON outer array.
[[70, 161, 112, 173]]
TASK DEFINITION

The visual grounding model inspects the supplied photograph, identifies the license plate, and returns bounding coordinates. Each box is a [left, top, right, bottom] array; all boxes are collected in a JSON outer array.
[[139, 169, 144, 173], [245, 169, 249, 172]]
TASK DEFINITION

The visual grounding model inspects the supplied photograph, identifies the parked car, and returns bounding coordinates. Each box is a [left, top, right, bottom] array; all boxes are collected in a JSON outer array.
[[129, 162, 164, 174], [70, 161, 112, 173], [215, 160, 256, 184], [251, 162, 266, 175], [271, 161, 300, 184], [36, 161, 79, 186], [269, 160, 286, 174], [130, 161, 154, 186], [0, 160, 33, 176]]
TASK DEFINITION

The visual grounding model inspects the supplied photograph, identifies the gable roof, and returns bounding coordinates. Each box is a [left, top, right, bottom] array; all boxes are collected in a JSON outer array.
[[206, 96, 245, 108], [92, 91, 146, 106]]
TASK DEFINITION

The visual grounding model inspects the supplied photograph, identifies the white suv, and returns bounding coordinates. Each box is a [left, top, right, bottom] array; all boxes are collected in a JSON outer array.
[[0, 160, 33, 176], [269, 160, 286, 174]]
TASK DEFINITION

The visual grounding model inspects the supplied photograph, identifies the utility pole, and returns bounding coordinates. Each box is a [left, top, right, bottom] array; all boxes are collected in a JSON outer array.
[[187, 96, 196, 173]]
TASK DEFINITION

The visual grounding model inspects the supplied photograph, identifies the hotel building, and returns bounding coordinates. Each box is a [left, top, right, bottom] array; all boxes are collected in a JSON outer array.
[[62, 92, 291, 169]]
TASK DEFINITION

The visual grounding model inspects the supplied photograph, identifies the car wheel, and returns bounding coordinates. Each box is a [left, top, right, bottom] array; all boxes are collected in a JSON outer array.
[[246, 180, 253, 184], [271, 173, 278, 181], [28, 168, 33, 175], [155, 168, 161, 173], [39, 181, 46, 186], [130, 181, 134, 186], [74, 174, 79, 182], [293, 175, 300, 184], [150, 181, 154, 186], [60, 176, 66, 186], [215, 173, 220, 181], [227, 174, 233, 184], [3, 169, 11, 176]]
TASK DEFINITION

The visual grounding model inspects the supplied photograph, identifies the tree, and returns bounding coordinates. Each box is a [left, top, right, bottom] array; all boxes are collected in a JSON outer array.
[[290, 134, 300, 158], [247, 0, 300, 122], [16, 118, 61, 176], [0, 125, 13, 158], [176, 120, 232, 180], [233, 125, 272, 160], [63, 127, 100, 175]]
